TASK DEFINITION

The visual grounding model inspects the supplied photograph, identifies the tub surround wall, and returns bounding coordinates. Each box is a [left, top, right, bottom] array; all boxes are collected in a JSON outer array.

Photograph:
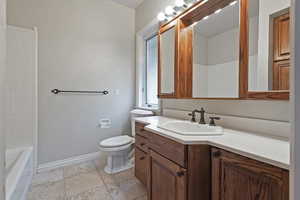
[[5, 25, 38, 171], [0, 0, 6, 199], [7, 0, 135, 165]]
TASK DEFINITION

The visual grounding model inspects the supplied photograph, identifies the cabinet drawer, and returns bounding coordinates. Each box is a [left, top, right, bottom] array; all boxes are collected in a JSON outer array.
[[135, 122, 150, 138], [149, 133, 187, 168], [135, 147, 148, 186], [135, 135, 149, 153]]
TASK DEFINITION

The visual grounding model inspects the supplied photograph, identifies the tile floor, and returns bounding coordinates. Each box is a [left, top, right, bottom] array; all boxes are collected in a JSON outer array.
[[27, 159, 147, 200]]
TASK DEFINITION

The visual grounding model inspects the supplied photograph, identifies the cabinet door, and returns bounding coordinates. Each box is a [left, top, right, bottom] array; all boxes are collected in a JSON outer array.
[[212, 148, 289, 200], [273, 60, 290, 90], [135, 147, 148, 186], [148, 150, 187, 200], [274, 13, 290, 61]]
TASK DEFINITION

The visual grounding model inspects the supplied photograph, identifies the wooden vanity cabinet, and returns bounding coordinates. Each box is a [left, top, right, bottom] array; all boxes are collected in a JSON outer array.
[[148, 150, 187, 200], [134, 122, 211, 200], [135, 122, 289, 200], [135, 147, 148, 186], [134, 122, 149, 186], [211, 148, 289, 200]]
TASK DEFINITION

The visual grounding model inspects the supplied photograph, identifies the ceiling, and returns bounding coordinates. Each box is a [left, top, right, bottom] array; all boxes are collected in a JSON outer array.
[[194, 0, 259, 38], [110, 0, 145, 8]]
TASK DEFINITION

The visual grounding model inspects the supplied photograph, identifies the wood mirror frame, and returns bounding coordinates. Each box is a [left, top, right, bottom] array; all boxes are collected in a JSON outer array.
[[158, 20, 193, 98], [239, 0, 290, 100], [179, 0, 243, 100], [157, 0, 289, 100]]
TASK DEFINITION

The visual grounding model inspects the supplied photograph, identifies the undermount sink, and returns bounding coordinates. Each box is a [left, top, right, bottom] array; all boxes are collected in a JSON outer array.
[[157, 120, 223, 136]]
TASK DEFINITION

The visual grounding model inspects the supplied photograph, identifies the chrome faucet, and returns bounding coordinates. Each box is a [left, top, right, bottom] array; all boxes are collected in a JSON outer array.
[[188, 108, 206, 124]]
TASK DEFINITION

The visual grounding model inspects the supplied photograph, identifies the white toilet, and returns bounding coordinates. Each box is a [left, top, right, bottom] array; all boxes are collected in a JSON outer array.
[[98, 109, 153, 174]]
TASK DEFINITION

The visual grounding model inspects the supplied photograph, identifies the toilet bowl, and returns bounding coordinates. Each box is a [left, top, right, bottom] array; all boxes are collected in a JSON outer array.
[[99, 109, 153, 174]]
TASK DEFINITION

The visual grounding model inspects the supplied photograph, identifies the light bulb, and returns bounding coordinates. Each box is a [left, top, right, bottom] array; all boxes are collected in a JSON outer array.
[[165, 6, 175, 15], [203, 16, 209, 20], [229, 1, 237, 6], [175, 0, 186, 7], [157, 12, 166, 21], [214, 9, 222, 14]]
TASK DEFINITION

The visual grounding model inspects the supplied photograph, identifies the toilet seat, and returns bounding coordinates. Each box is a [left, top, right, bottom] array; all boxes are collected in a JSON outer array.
[[99, 135, 134, 151]]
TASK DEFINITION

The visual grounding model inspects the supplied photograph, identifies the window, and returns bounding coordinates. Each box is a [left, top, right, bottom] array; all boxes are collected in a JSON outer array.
[[144, 35, 158, 107]]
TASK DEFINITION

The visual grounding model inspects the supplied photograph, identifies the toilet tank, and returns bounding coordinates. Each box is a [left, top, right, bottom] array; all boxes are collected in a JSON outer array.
[[130, 109, 154, 137]]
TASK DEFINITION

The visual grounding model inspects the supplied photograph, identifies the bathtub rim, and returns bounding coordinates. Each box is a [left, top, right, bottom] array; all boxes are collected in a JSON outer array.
[[5, 146, 33, 200]]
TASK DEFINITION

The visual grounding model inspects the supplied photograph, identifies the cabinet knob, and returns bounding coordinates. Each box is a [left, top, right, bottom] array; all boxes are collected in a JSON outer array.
[[213, 151, 221, 158], [176, 171, 185, 177], [140, 156, 145, 160]]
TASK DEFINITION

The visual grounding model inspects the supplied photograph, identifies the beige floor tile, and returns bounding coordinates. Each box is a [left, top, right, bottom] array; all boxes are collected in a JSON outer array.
[[65, 171, 104, 197], [93, 159, 106, 170], [66, 185, 112, 200], [111, 179, 146, 200], [98, 169, 114, 183], [113, 168, 135, 185], [64, 161, 96, 178], [27, 180, 65, 200], [31, 168, 64, 186]]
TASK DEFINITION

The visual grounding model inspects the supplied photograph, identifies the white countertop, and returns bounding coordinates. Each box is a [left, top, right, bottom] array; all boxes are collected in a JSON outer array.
[[135, 116, 290, 170]]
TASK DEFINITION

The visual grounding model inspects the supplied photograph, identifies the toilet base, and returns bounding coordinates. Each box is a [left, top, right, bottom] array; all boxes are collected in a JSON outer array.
[[103, 147, 134, 174], [104, 161, 134, 174]]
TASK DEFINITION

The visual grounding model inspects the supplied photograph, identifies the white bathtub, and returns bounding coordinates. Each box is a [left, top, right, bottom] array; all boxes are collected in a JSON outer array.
[[6, 147, 33, 200]]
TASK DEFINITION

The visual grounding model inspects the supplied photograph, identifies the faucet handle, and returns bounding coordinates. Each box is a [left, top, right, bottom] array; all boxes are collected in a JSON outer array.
[[209, 117, 221, 126], [188, 113, 196, 122]]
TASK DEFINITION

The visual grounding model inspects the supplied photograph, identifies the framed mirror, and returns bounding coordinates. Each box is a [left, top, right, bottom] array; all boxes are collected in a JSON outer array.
[[158, 24, 177, 98], [244, 0, 290, 100], [191, 0, 241, 98]]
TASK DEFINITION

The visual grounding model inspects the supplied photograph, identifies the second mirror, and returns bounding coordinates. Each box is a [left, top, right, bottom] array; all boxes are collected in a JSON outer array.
[[192, 0, 240, 98]]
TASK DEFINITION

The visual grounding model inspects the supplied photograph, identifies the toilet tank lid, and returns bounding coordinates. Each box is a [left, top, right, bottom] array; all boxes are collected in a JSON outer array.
[[130, 109, 153, 116]]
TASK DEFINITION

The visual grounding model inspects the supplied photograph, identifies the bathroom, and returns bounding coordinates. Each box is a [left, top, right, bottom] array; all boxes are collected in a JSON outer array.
[[0, 0, 300, 199]]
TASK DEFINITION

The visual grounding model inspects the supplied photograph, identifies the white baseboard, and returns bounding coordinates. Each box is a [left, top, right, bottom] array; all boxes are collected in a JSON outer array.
[[37, 151, 103, 173]]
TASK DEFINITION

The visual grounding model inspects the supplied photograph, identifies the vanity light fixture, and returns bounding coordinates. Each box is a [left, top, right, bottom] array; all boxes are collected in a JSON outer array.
[[229, 1, 238, 6], [175, 0, 188, 8], [157, 0, 210, 24], [165, 6, 177, 15], [157, 12, 167, 21], [187, 3, 194, 7], [214, 8, 222, 14]]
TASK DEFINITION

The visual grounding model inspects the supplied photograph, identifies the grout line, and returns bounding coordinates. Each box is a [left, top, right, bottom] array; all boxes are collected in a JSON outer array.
[[92, 160, 116, 200]]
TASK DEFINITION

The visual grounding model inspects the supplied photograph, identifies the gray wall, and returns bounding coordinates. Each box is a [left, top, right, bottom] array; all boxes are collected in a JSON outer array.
[[8, 0, 135, 164], [136, 0, 290, 122], [0, 0, 6, 198]]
